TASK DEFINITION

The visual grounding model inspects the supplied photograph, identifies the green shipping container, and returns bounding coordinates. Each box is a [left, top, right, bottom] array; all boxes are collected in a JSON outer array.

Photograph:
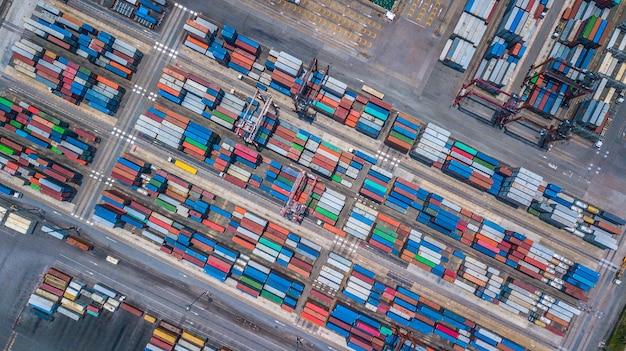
[[9, 120, 22, 129], [415, 254, 436, 268], [185, 137, 208, 151], [240, 275, 263, 290], [51, 146, 63, 155], [315, 207, 338, 221], [373, 229, 396, 243], [291, 143, 304, 152], [276, 176, 294, 187], [472, 157, 496, 170], [0, 96, 13, 108], [261, 289, 283, 305], [0, 144, 15, 155], [30, 183, 41, 191], [390, 130, 414, 144], [581, 16, 598, 39], [212, 110, 235, 124], [155, 198, 176, 212], [331, 174, 342, 183]]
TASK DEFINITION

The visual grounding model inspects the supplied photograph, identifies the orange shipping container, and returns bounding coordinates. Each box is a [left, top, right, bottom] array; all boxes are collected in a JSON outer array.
[[96, 75, 119, 90]]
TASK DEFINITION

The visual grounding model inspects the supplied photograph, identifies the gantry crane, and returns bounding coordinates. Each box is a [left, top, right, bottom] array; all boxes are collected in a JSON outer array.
[[386, 324, 422, 351], [293, 57, 330, 120], [280, 171, 317, 224], [453, 78, 522, 127], [236, 89, 278, 146]]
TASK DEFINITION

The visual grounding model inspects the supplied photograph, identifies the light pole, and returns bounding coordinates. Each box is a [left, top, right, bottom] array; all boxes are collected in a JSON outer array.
[[295, 337, 303, 351], [185, 290, 211, 312]]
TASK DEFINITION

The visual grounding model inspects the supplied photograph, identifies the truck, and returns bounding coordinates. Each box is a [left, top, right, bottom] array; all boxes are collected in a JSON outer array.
[[614, 256, 626, 285], [0, 184, 23, 198]]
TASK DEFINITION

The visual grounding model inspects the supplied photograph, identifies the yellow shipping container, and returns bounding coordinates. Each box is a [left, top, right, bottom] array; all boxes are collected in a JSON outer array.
[[153, 328, 178, 345], [583, 216, 595, 224], [63, 291, 77, 301], [182, 330, 207, 347], [144, 314, 157, 323], [587, 205, 600, 215]]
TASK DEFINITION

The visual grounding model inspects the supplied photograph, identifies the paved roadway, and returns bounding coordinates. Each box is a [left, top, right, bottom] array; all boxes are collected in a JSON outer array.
[[0, 195, 327, 351]]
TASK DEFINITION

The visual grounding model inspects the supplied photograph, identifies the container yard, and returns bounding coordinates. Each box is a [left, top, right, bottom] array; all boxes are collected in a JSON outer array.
[[1, 0, 625, 351]]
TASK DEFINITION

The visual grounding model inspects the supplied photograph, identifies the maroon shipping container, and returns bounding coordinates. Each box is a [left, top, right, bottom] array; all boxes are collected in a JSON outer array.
[[73, 127, 99, 142], [224, 174, 246, 188], [51, 163, 78, 179], [0, 137, 24, 153]]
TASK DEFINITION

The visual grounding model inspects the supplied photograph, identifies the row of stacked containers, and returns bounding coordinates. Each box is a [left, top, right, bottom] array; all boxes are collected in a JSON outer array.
[[0, 96, 98, 165], [11, 38, 124, 116], [178, 15, 396, 140], [111, 0, 167, 29]]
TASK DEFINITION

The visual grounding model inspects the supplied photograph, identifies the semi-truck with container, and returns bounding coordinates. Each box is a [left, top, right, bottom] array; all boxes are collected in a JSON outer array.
[[614, 256, 626, 284], [0, 184, 23, 198]]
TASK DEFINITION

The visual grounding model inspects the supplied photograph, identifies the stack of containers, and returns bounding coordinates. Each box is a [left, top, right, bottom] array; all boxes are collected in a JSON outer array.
[[359, 166, 392, 203], [410, 123, 451, 166], [315, 252, 352, 293], [313, 75, 348, 117], [262, 271, 304, 312], [441, 1, 492, 72], [572, 16, 611, 49], [0, 97, 96, 165], [300, 300, 330, 326], [207, 140, 234, 173], [385, 177, 421, 214], [228, 33, 260, 74], [444, 140, 499, 191], [310, 141, 341, 178], [356, 97, 392, 139], [524, 80, 568, 117], [93, 203, 125, 228], [368, 215, 408, 256], [231, 209, 267, 250], [573, 99, 609, 127], [213, 92, 246, 130], [24, 12, 78, 52], [439, 37, 477, 73], [11, 38, 44, 78], [110, 153, 146, 186], [263, 161, 294, 202], [564, 264, 599, 292], [183, 16, 219, 53], [344, 202, 378, 240], [326, 303, 390, 351], [5, 142, 81, 201], [497, 167, 542, 207], [149, 320, 182, 351], [11, 44, 124, 115], [384, 112, 421, 153], [342, 265, 377, 305], [135, 2, 163, 28], [28, 268, 70, 319], [313, 188, 346, 225], [268, 51, 302, 96], [204, 243, 239, 281], [31, 5, 144, 79], [137, 105, 192, 151]]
